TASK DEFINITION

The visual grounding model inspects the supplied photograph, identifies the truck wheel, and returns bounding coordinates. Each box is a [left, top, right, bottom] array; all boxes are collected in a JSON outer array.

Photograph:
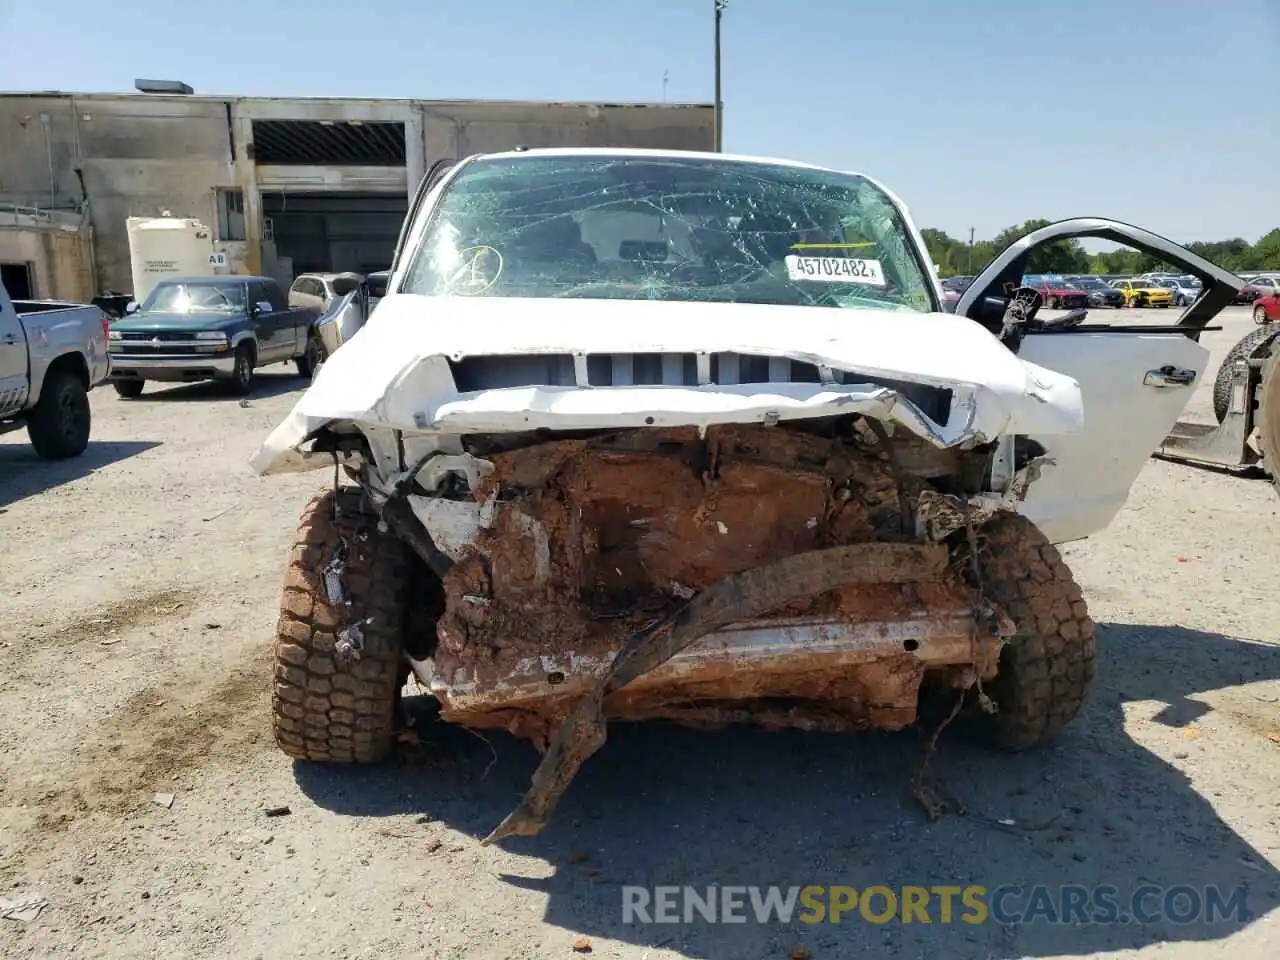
[[1256, 349, 1280, 492], [227, 343, 255, 396], [113, 380, 145, 399], [1211, 327, 1277, 423], [296, 335, 325, 379], [27, 369, 91, 460], [272, 488, 412, 763], [970, 512, 1096, 751]]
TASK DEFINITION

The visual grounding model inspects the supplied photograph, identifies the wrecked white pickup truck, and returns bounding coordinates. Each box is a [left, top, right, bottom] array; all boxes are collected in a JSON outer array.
[[251, 148, 1242, 841]]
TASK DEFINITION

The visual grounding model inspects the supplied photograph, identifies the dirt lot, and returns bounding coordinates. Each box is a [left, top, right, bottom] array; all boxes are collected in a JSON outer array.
[[1, 307, 1277, 959]]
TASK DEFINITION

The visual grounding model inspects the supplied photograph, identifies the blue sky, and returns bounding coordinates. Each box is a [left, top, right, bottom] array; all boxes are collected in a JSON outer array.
[[2, 0, 1275, 244]]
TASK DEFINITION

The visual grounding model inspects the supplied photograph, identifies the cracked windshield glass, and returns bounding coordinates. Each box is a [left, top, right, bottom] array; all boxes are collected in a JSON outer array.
[[402, 155, 936, 312]]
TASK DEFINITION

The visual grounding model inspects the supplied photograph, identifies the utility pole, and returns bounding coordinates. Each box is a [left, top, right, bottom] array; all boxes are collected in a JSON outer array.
[[967, 226, 975, 273], [662, 69, 669, 102], [714, 0, 726, 152]]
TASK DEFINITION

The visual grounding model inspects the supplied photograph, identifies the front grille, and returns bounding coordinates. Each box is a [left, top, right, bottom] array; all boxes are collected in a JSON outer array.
[[117, 331, 200, 342], [113, 344, 208, 355], [447, 352, 953, 426]]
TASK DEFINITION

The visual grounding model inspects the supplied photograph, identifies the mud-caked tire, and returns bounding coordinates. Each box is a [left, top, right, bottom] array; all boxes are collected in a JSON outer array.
[[1211, 326, 1277, 424], [1256, 349, 1280, 494], [972, 513, 1096, 751], [272, 488, 412, 763]]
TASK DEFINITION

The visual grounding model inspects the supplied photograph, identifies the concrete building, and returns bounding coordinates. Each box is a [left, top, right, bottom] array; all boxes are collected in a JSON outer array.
[[0, 91, 715, 299]]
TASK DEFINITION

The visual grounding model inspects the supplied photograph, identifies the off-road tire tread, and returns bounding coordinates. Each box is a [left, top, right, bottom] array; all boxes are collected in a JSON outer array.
[[272, 488, 411, 763], [1257, 349, 1280, 491], [977, 513, 1096, 751], [1212, 327, 1277, 423]]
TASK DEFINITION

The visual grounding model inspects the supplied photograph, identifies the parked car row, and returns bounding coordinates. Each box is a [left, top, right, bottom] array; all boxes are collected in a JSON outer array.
[[0, 263, 400, 463], [938, 270, 1211, 309]]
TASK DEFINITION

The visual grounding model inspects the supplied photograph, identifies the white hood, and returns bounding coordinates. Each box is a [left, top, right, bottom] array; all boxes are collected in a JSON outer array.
[[250, 294, 1084, 475]]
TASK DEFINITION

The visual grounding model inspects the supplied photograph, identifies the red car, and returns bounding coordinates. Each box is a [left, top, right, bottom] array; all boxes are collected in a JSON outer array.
[[1253, 292, 1280, 325], [1024, 275, 1088, 309], [1236, 276, 1280, 304]]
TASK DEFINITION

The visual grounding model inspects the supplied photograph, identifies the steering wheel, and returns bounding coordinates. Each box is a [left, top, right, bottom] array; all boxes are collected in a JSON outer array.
[[1004, 285, 1043, 326]]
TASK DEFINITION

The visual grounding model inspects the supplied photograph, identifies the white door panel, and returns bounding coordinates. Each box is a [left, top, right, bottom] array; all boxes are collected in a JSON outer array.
[[0, 303, 30, 416], [1016, 330, 1208, 543], [950, 218, 1244, 545], [315, 293, 369, 356]]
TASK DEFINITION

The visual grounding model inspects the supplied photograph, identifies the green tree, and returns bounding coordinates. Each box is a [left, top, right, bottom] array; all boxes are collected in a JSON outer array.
[[920, 228, 997, 276], [1248, 229, 1280, 270], [988, 219, 1089, 273], [927, 223, 1279, 278]]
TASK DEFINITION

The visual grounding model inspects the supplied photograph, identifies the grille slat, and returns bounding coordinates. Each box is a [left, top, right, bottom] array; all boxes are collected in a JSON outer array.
[[445, 353, 953, 426], [113, 344, 207, 355], [119, 331, 200, 341]]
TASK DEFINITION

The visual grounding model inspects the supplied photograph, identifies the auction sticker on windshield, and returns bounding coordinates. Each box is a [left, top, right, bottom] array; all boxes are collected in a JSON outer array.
[[785, 255, 886, 286]]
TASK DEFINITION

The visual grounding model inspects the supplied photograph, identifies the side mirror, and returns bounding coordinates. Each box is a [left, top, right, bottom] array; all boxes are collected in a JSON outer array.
[[366, 271, 390, 298], [254, 301, 273, 314], [331, 272, 365, 297], [125, 301, 139, 314]]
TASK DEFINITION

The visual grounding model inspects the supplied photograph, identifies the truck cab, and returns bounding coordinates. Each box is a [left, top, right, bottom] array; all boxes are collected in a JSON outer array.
[[107, 276, 322, 398]]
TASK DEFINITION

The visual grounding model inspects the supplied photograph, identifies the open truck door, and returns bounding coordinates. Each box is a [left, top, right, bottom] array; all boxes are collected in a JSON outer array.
[[955, 218, 1244, 542]]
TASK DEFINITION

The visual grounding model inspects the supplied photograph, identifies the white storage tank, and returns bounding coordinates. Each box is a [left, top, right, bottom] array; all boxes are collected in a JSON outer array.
[[126, 215, 218, 304]]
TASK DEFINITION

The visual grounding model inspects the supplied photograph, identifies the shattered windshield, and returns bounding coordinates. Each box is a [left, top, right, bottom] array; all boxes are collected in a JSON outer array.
[[143, 281, 246, 314], [401, 155, 937, 312]]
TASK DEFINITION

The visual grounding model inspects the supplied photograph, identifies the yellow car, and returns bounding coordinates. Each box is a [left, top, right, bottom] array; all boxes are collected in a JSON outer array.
[[1109, 278, 1174, 307]]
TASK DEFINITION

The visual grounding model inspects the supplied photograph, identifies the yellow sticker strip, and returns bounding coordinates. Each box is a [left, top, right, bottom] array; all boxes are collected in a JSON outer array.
[[790, 242, 879, 250]]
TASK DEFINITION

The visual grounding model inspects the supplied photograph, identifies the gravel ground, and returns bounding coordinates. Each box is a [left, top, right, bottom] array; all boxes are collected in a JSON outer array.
[[1, 307, 1277, 959]]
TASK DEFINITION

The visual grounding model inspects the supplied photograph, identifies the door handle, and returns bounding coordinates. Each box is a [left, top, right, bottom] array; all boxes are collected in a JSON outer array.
[[1144, 366, 1197, 388]]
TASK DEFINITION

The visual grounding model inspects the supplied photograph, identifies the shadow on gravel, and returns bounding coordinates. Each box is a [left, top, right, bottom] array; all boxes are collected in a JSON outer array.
[[124, 370, 304, 403], [0, 440, 160, 509], [295, 623, 1280, 958]]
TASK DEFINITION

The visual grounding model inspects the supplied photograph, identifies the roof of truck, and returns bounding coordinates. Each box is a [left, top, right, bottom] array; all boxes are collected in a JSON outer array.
[[472, 146, 836, 174], [163, 275, 275, 283]]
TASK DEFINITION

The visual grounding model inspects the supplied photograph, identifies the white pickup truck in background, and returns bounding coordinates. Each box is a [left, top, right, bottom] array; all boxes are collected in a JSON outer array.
[[0, 280, 112, 459]]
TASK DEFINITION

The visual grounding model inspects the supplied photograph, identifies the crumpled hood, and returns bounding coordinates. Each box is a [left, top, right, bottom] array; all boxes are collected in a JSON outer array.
[[250, 293, 1085, 475]]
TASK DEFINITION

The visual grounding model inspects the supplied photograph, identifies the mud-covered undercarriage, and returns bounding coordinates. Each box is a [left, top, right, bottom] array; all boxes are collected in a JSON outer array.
[[418, 422, 1008, 739], [272, 416, 1095, 841]]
